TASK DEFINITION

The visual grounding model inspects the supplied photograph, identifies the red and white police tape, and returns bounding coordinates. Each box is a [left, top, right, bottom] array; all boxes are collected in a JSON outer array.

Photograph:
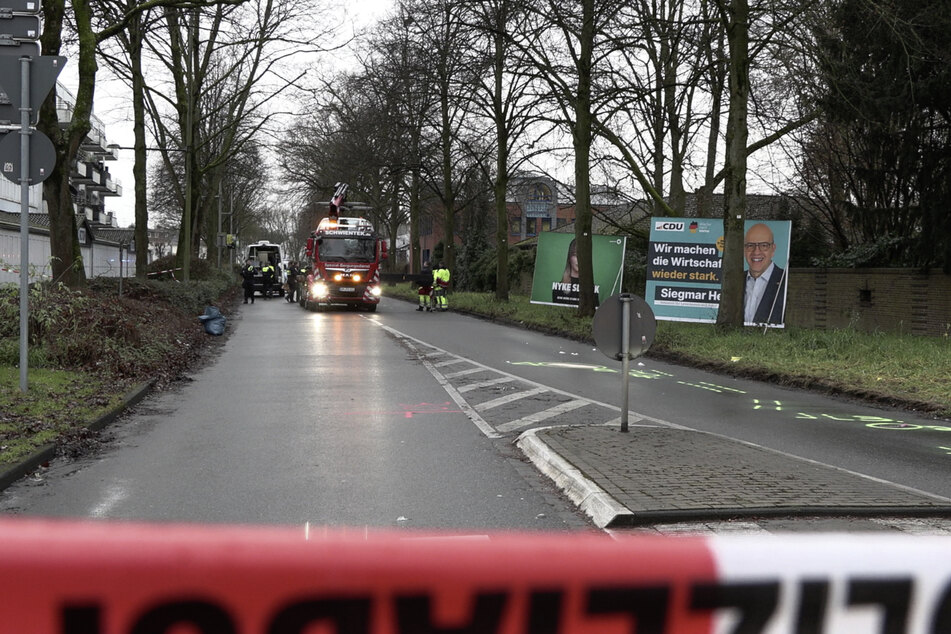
[[147, 267, 183, 278], [0, 518, 948, 633]]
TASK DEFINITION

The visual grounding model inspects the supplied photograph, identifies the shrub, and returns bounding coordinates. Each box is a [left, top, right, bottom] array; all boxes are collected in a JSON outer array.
[[1, 274, 236, 381], [466, 246, 536, 293]]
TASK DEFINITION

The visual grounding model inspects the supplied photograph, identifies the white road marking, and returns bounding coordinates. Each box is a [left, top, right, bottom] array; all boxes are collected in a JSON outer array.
[[433, 358, 467, 368], [458, 376, 516, 393], [475, 387, 549, 412], [89, 482, 129, 518], [443, 367, 485, 379], [497, 400, 590, 432], [369, 320, 684, 437]]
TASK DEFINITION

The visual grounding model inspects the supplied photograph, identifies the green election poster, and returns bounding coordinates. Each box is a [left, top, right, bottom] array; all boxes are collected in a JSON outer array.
[[530, 232, 626, 308]]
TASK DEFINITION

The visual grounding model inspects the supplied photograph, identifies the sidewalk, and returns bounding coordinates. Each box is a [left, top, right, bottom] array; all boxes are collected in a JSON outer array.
[[518, 423, 951, 531]]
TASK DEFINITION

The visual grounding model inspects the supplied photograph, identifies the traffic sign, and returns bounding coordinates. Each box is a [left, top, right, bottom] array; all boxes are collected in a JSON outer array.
[[592, 293, 656, 361], [0, 38, 37, 56], [0, 54, 65, 124], [0, 14, 39, 40], [0, 128, 56, 183], [592, 293, 656, 432], [0, 1, 41, 13]]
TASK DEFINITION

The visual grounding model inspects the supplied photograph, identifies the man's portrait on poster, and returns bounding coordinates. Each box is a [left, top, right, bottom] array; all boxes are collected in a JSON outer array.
[[743, 222, 786, 326]]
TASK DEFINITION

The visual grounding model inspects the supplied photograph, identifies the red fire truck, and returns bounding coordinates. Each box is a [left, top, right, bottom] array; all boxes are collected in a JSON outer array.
[[302, 208, 388, 312]]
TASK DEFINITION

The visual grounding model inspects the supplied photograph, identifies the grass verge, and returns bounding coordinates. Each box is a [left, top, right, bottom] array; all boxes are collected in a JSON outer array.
[[0, 367, 122, 466], [0, 275, 238, 471]]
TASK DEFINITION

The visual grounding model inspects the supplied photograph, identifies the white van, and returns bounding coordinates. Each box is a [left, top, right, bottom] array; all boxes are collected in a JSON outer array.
[[246, 241, 284, 297]]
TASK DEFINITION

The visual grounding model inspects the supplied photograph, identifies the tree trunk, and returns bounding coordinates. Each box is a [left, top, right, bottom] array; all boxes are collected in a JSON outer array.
[[573, 0, 596, 318], [130, 12, 149, 278], [699, 13, 725, 219], [716, 0, 749, 330], [494, 167, 509, 300], [40, 0, 94, 288], [440, 90, 456, 272], [45, 161, 85, 286], [494, 20, 509, 301], [665, 52, 686, 214], [651, 49, 665, 216], [410, 162, 421, 272]]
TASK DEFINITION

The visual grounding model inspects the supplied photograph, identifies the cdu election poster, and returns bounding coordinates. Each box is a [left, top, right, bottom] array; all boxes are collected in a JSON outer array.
[[646, 218, 792, 326], [530, 232, 627, 308]]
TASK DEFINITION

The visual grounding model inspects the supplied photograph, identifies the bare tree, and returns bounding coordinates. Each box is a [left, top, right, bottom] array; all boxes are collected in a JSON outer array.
[[455, 0, 544, 300], [95, 1, 163, 277], [97, 0, 335, 278], [278, 66, 412, 270], [38, 0, 246, 288], [511, 0, 630, 317], [397, 0, 477, 274], [707, 0, 820, 328]]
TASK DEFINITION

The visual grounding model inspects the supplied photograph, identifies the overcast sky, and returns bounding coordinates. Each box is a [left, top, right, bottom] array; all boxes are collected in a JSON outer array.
[[67, 0, 392, 228]]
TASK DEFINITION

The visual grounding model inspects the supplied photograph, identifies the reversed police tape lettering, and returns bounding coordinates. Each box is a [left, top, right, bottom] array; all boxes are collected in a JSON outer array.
[[4, 521, 951, 634], [54, 578, 951, 634]]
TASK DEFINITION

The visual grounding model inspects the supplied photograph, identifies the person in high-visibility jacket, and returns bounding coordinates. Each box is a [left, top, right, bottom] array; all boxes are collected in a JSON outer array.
[[432, 262, 450, 311], [261, 262, 275, 299]]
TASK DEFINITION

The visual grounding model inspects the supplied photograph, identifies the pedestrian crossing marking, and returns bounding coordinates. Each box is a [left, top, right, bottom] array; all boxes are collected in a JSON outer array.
[[443, 367, 485, 379], [475, 387, 549, 412], [433, 358, 467, 368], [497, 400, 590, 432], [457, 376, 516, 393], [369, 320, 673, 439]]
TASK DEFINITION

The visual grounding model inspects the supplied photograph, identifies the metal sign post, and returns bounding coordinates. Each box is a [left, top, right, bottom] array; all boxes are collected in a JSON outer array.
[[620, 296, 631, 432], [592, 293, 657, 433], [16, 54, 28, 391], [0, 0, 65, 391]]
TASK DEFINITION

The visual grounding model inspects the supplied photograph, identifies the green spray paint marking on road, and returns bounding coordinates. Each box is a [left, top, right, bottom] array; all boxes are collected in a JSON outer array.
[[507, 361, 670, 380]]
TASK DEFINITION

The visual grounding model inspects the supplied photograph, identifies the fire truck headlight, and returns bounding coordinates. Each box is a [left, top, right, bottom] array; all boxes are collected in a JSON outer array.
[[312, 282, 329, 298], [352, 274, 362, 282], [369, 285, 382, 297], [333, 273, 344, 282]]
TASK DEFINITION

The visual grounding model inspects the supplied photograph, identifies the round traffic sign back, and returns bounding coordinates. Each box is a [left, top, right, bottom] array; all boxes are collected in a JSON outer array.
[[592, 293, 657, 361], [0, 128, 56, 184]]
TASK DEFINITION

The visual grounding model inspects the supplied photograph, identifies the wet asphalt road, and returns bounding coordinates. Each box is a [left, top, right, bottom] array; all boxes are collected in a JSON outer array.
[[2, 294, 947, 530], [0, 297, 593, 533]]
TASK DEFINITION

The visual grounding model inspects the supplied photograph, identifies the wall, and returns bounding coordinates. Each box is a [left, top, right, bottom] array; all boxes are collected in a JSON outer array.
[[0, 224, 126, 285], [787, 268, 951, 337], [0, 231, 53, 284]]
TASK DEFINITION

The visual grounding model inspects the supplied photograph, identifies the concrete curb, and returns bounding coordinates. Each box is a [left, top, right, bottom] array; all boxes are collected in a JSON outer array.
[[0, 381, 154, 493], [516, 426, 633, 529]]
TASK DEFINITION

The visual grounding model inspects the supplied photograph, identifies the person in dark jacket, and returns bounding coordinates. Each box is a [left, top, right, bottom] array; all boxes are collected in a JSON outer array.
[[285, 261, 299, 303], [417, 260, 432, 311], [241, 259, 256, 304]]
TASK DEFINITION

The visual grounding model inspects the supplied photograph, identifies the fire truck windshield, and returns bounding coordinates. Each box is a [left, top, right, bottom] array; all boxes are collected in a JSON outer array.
[[319, 236, 376, 263]]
